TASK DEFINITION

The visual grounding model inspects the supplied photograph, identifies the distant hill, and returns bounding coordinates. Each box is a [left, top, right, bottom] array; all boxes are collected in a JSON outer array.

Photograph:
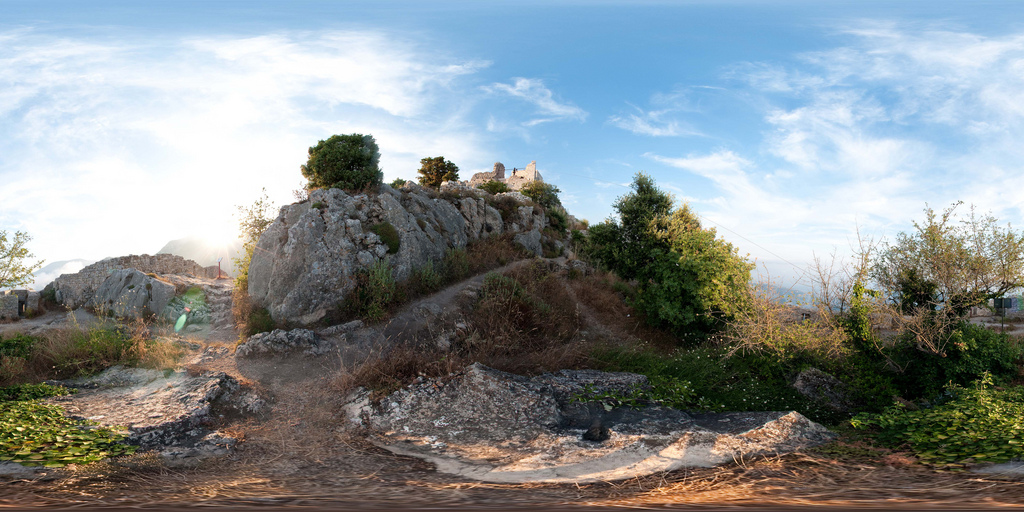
[[157, 236, 243, 277], [27, 259, 95, 291]]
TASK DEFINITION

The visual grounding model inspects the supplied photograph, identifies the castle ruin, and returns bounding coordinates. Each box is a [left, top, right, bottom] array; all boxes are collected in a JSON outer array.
[[468, 160, 544, 191]]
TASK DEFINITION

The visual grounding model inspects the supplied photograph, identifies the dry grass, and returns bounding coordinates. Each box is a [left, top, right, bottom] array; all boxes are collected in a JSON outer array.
[[567, 269, 681, 349], [0, 318, 185, 386]]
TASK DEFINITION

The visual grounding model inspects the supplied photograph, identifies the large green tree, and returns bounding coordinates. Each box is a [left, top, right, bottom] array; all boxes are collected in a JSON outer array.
[[301, 134, 382, 191], [1, 230, 44, 289], [584, 173, 753, 338], [873, 202, 1024, 317], [417, 156, 459, 189]]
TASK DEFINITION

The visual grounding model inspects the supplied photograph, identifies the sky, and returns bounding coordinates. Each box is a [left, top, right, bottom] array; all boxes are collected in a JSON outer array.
[[3, 0, 1024, 290]]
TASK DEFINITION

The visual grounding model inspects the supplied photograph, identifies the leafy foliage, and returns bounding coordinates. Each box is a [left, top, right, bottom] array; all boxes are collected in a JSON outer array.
[[416, 156, 460, 189], [572, 378, 696, 411], [0, 333, 38, 359], [390, 178, 408, 188], [345, 261, 397, 323], [584, 173, 753, 339], [851, 375, 1024, 467], [0, 399, 135, 467], [0, 383, 68, 402], [301, 133, 383, 191], [0, 230, 44, 289], [519, 181, 562, 209], [478, 180, 510, 195], [369, 221, 401, 254]]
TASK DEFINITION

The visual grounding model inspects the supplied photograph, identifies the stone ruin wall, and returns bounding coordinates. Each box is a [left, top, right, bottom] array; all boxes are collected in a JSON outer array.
[[47, 253, 219, 309], [467, 161, 542, 191]]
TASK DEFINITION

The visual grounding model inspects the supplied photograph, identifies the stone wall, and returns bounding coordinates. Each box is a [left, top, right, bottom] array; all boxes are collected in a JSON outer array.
[[0, 295, 18, 321], [468, 160, 543, 191], [46, 254, 214, 309]]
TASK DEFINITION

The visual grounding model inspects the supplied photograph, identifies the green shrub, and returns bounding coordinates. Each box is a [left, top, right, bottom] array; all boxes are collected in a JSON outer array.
[[346, 261, 397, 323], [886, 321, 1021, 400], [479, 180, 510, 195], [0, 382, 68, 402], [486, 195, 520, 224], [311, 201, 326, 210], [547, 207, 569, 234], [442, 248, 469, 282], [301, 133, 383, 191], [852, 376, 1024, 466], [0, 333, 38, 359], [412, 261, 443, 294], [247, 308, 275, 337], [390, 178, 408, 188], [369, 221, 401, 254], [519, 181, 562, 209]]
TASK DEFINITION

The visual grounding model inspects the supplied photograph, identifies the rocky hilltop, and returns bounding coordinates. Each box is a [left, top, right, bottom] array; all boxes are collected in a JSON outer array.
[[247, 182, 553, 325]]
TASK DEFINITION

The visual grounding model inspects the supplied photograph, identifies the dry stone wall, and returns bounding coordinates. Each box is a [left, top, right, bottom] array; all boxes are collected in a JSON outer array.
[[247, 182, 550, 325]]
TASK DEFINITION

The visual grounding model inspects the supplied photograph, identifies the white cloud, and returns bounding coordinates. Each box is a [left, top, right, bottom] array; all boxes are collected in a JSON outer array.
[[483, 77, 587, 126], [0, 29, 492, 262]]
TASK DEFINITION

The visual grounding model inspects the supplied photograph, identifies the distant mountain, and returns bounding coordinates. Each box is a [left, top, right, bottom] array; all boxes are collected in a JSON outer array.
[[157, 236, 243, 277], [27, 259, 95, 291]]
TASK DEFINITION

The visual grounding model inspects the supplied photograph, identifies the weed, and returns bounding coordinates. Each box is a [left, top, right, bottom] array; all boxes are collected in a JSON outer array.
[[369, 221, 400, 254], [345, 261, 397, 323]]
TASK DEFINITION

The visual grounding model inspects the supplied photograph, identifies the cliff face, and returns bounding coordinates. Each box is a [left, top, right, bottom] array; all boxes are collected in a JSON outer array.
[[247, 182, 548, 325]]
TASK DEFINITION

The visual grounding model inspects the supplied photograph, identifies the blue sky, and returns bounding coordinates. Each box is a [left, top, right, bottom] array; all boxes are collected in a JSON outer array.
[[3, 1, 1024, 289]]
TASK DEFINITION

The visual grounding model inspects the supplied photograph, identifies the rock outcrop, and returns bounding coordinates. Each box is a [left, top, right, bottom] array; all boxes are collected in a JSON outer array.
[[86, 269, 177, 318], [344, 363, 835, 483], [46, 254, 217, 309], [236, 328, 333, 357], [47, 365, 265, 465], [248, 183, 550, 325]]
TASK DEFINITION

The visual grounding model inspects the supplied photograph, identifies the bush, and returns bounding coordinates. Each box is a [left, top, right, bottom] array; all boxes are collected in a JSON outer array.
[[519, 181, 562, 209], [369, 221, 401, 254], [246, 308, 275, 337], [442, 248, 469, 282], [301, 133, 383, 191], [547, 207, 568, 234], [486, 195, 520, 224], [345, 261, 397, 323], [417, 156, 460, 189], [411, 261, 443, 294], [852, 376, 1024, 466], [478, 180, 510, 195], [0, 333, 38, 359], [390, 178, 408, 188]]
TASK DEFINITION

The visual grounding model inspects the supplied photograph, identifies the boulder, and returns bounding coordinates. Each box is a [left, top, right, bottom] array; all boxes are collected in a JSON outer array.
[[792, 368, 856, 415], [235, 328, 333, 357], [47, 365, 264, 451], [514, 229, 543, 256], [345, 363, 835, 483], [86, 268, 176, 318]]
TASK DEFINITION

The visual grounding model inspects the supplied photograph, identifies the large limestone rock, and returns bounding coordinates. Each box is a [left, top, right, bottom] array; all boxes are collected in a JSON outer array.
[[345, 363, 835, 483], [248, 184, 549, 325], [86, 268, 176, 318], [47, 254, 212, 309]]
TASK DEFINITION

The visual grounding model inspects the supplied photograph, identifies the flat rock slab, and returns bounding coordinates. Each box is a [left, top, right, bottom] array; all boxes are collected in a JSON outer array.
[[345, 363, 834, 483], [48, 366, 240, 449]]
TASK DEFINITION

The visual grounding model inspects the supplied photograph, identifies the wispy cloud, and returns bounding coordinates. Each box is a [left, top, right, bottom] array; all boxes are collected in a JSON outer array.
[[483, 77, 587, 127], [0, 29, 491, 262], [608, 88, 706, 137]]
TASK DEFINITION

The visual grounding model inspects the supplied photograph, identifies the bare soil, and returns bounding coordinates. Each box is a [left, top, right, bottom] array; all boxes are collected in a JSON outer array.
[[6, 267, 1024, 509]]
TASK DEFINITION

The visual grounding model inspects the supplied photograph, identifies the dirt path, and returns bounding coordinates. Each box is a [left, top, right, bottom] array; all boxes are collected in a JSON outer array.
[[9, 264, 1024, 509]]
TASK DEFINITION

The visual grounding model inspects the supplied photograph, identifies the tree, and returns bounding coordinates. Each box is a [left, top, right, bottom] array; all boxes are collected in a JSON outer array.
[[519, 181, 562, 210], [417, 156, 459, 189], [232, 189, 276, 293], [873, 202, 1024, 317], [0, 230, 44, 289], [301, 134, 382, 191], [583, 173, 753, 338]]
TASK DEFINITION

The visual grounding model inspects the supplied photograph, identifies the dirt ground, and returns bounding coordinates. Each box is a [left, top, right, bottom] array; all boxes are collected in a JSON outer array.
[[7, 271, 1024, 510]]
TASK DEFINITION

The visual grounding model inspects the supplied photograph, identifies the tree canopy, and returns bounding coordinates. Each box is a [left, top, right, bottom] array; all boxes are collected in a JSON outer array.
[[417, 156, 459, 189], [584, 173, 753, 339], [872, 202, 1024, 317], [1, 230, 44, 289], [301, 134, 382, 191]]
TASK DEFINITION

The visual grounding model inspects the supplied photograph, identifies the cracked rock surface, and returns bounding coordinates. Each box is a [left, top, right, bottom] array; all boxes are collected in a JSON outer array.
[[345, 363, 835, 483]]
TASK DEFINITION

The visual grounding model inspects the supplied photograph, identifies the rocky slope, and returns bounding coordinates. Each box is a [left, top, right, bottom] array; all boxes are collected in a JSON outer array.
[[247, 182, 550, 325]]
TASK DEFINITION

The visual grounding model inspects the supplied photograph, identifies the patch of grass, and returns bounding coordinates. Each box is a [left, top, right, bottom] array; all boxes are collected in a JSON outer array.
[[1, 333, 38, 359], [0, 383, 69, 402], [246, 307, 275, 337], [345, 261, 397, 323], [369, 221, 401, 254]]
